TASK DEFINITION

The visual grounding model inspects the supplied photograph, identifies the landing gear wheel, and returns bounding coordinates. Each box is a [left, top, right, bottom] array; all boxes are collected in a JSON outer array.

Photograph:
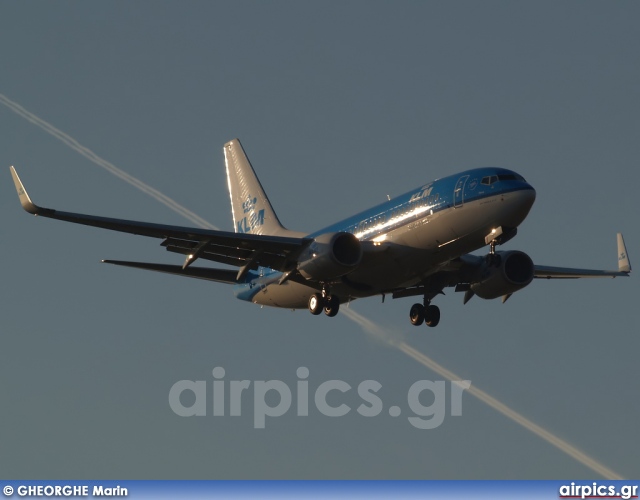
[[324, 295, 340, 317], [409, 303, 425, 326], [308, 293, 325, 315], [425, 305, 440, 327]]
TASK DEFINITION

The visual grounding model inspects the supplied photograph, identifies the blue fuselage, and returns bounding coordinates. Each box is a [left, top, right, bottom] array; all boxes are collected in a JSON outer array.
[[235, 167, 536, 308]]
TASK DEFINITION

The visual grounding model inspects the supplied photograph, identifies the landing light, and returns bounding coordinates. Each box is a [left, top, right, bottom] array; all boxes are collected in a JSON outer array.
[[373, 234, 387, 243]]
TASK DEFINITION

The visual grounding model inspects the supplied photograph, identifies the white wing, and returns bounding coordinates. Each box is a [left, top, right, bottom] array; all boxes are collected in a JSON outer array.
[[534, 233, 631, 279]]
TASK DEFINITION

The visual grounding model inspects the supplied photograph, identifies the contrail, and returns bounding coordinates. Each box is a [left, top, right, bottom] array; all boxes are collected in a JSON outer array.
[[342, 307, 623, 480], [0, 93, 216, 230], [3, 92, 622, 479]]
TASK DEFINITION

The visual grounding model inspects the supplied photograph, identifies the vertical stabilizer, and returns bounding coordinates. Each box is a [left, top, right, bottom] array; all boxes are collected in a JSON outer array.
[[224, 139, 291, 236]]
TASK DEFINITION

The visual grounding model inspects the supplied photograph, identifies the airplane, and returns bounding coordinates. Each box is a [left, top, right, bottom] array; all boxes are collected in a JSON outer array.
[[10, 139, 631, 327]]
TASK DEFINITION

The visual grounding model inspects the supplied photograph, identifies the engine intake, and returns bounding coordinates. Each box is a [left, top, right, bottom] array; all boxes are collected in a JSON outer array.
[[471, 250, 534, 300], [297, 232, 362, 280]]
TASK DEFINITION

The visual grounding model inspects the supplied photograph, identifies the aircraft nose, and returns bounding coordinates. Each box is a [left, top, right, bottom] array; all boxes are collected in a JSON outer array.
[[519, 184, 536, 213], [503, 184, 536, 227], [525, 184, 536, 205]]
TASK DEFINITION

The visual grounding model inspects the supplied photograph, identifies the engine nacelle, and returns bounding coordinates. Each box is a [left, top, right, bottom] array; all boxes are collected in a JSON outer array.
[[297, 232, 362, 280], [470, 250, 534, 300]]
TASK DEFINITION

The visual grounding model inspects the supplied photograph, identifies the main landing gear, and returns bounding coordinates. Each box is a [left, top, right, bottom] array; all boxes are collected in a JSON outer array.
[[308, 291, 340, 317], [409, 298, 440, 328]]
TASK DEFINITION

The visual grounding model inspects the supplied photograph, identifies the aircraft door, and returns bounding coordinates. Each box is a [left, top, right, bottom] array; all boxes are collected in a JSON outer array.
[[453, 175, 469, 208]]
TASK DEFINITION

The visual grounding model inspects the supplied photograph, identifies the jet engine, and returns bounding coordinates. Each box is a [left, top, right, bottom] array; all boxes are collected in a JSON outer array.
[[470, 250, 534, 299], [297, 232, 362, 280]]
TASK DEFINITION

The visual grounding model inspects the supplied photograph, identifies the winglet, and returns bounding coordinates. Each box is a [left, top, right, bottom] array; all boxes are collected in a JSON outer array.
[[10, 166, 42, 215], [617, 233, 631, 273]]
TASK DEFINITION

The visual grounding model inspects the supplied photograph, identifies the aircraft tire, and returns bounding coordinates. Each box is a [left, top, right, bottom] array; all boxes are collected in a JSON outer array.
[[309, 293, 325, 315], [409, 303, 425, 326], [324, 295, 340, 317], [425, 305, 440, 327]]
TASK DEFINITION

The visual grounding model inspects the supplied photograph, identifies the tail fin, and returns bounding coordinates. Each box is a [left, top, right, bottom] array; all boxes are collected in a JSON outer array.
[[224, 139, 291, 236]]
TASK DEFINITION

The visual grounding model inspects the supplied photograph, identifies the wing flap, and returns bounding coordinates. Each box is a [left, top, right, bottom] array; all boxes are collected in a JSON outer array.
[[161, 237, 292, 270]]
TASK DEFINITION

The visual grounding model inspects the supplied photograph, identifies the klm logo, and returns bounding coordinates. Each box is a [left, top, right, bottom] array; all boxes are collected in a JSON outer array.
[[409, 185, 433, 202], [243, 196, 258, 213], [237, 209, 265, 233]]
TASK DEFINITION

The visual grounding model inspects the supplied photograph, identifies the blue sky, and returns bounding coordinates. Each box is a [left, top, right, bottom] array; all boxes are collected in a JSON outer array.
[[1, 1, 639, 479]]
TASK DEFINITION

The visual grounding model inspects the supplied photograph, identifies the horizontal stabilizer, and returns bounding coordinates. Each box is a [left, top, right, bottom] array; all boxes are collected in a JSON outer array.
[[102, 260, 238, 284]]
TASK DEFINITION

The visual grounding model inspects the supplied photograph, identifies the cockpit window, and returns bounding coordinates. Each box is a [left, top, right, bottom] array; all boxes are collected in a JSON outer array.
[[497, 174, 526, 182], [481, 176, 499, 185], [482, 173, 526, 184]]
